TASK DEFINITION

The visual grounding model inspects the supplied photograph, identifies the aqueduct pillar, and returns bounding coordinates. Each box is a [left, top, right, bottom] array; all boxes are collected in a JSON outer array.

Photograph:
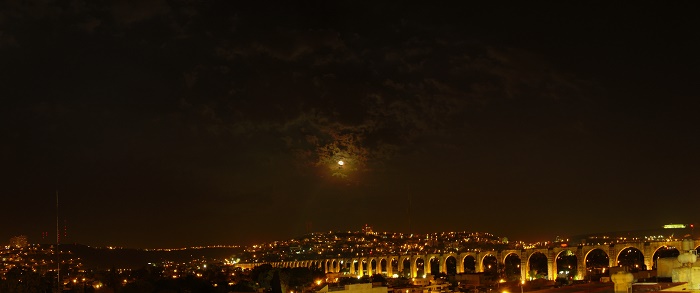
[[457, 255, 464, 274], [547, 252, 555, 280], [520, 256, 528, 281], [577, 249, 586, 280]]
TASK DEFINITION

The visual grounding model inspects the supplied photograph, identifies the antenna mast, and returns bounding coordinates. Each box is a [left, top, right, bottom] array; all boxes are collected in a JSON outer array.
[[56, 191, 60, 293]]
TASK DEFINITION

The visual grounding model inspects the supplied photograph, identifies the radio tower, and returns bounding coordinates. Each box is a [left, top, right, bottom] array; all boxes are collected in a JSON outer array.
[[56, 191, 60, 293]]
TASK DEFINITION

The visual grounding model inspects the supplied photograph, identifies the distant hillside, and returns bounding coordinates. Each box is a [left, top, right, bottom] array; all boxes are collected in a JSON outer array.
[[59, 244, 244, 270]]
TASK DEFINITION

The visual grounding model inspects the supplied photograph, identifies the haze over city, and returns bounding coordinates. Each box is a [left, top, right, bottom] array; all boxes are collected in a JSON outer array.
[[1, 1, 698, 249]]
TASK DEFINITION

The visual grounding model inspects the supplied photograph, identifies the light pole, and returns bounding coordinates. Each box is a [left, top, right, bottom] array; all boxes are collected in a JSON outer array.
[[521, 280, 525, 293]]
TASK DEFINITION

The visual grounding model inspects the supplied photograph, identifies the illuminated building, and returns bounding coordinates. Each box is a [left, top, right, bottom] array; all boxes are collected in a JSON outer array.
[[9, 235, 28, 248]]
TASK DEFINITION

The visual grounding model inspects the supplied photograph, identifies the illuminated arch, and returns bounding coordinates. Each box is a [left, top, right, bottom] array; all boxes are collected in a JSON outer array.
[[369, 259, 377, 275], [378, 258, 388, 274], [651, 246, 680, 270], [427, 254, 440, 275], [444, 255, 458, 275], [527, 251, 548, 280], [615, 246, 645, 270], [503, 252, 522, 281], [389, 257, 399, 276], [481, 253, 498, 274], [553, 249, 577, 280], [461, 254, 477, 273], [401, 257, 411, 277], [414, 257, 426, 277]]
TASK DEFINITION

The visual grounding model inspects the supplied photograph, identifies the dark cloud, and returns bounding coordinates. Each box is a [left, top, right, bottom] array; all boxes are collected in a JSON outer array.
[[110, 0, 170, 26], [0, 31, 18, 47], [175, 16, 593, 188]]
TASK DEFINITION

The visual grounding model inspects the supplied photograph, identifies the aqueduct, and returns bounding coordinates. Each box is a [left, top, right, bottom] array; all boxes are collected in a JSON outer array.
[[263, 239, 700, 281]]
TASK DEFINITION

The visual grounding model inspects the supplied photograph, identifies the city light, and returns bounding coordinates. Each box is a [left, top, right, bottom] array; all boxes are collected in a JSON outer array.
[[2, 225, 697, 292]]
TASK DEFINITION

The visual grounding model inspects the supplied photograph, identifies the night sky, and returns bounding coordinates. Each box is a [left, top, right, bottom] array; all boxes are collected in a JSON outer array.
[[1, 1, 699, 249]]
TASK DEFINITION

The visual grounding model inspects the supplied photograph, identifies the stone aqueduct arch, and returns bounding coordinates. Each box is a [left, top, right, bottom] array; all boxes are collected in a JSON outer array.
[[265, 239, 700, 281]]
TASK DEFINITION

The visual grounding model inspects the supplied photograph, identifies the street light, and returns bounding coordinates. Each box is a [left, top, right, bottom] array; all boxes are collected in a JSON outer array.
[[338, 160, 344, 168], [520, 280, 525, 293]]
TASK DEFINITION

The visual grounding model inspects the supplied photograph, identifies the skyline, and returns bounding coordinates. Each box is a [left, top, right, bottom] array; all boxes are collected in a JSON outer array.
[[6, 221, 696, 249], [1, 1, 699, 249]]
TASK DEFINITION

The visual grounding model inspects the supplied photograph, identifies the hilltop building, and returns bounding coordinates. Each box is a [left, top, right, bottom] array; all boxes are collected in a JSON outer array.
[[9, 235, 27, 248]]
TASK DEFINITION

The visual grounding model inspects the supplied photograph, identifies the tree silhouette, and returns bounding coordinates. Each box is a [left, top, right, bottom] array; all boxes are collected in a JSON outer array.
[[0, 266, 49, 293], [271, 270, 283, 293]]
